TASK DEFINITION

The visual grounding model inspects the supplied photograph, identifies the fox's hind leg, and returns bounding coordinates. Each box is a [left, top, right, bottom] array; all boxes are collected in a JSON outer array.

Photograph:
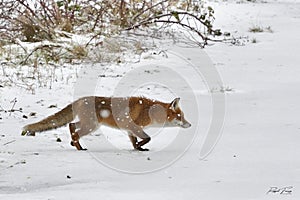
[[69, 120, 99, 151], [69, 122, 86, 150]]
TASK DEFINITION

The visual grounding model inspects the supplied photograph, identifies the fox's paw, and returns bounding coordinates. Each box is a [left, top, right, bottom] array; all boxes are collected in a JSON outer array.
[[21, 130, 27, 136], [21, 130, 35, 136], [70, 141, 87, 151], [136, 147, 149, 151]]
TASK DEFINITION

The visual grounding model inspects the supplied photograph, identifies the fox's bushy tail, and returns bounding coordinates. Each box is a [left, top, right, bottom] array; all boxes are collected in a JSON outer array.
[[22, 104, 74, 135]]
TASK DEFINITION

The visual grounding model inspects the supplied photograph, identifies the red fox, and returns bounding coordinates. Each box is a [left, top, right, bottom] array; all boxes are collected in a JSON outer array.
[[22, 96, 191, 151]]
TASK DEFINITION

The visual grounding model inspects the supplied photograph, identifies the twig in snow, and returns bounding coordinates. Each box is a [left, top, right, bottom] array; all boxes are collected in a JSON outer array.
[[9, 98, 17, 116], [3, 140, 16, 146]]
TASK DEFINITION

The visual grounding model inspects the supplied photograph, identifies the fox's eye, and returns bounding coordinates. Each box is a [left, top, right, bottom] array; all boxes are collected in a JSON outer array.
[[177, 113, 181, 118]]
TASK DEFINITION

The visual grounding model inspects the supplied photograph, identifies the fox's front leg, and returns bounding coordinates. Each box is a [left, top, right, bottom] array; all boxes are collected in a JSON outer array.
[[128, 129, 151, 151], [128, 134, 138, 149]]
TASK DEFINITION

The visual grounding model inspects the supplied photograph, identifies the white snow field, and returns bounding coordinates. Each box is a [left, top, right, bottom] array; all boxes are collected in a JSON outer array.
[[1, 0, 300, 199]]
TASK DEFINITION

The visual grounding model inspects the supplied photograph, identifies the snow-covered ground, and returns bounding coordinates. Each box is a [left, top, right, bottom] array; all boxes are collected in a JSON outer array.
[[1, 0, 300, 199]]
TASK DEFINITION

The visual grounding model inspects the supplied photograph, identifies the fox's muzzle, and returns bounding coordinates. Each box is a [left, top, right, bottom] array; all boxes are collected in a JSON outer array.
[[181, 120, 191, 128]]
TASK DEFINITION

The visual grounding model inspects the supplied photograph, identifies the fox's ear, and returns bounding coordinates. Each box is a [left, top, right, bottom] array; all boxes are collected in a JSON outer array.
[[170, 98, 180, 111]]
